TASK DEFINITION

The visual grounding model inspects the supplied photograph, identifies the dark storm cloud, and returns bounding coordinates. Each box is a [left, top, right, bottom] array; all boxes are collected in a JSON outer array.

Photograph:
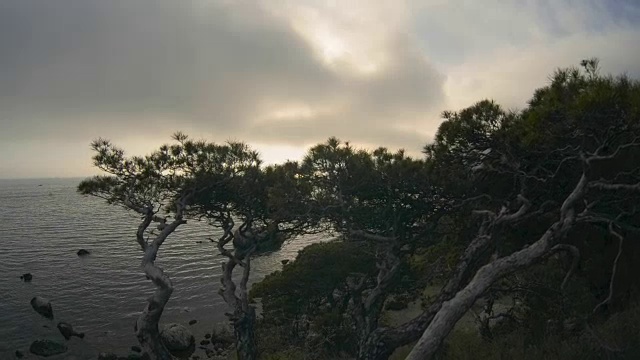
[[0, 0, 445, 150]]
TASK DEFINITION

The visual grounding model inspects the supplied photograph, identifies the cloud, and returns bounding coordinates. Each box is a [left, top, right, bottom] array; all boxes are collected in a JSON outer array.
[[444, 28, 640, 111], [0, 0, 445, 153], [1, 0, 640, 177], [411, 0, 640, 110]]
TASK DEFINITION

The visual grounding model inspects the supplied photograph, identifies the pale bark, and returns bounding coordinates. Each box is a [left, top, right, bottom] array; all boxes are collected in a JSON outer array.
[[406, 225, 559, 359], [216, 219, 258, 360], [405, 174, 588, 360], [341, 127, 640, 360], [131, 200, 188, 359], [349, 246, 400, 360], [403, 139, 640, 359], [135, 261, 175, 360], [353, 197, 530, 360]]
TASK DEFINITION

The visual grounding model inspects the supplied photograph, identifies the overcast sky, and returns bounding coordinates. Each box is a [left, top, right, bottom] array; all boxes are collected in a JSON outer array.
[[1, 0, 639, 178]]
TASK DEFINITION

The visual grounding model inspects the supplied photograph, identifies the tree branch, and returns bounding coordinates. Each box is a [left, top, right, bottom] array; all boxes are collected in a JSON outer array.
[[592, 222, 625, 315], [405, 169, 588, 360], [589, 181, 640, 192], [548, 244, 580, 290], [349, 229, 397, 243], [587, 136, 640, 163]]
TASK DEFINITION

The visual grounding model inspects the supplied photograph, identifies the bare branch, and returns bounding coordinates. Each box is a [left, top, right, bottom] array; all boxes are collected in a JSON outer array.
[[406, 168, 589, 360], [349, 229, 397, 242], [589, 181, 640, 192], [592, 222, 625, 315], [346, 273, 368, 294], [472, 210, 497, 220], [587, 136, 640, 163], [364, 249, 400, 311], [561, 173, 588, 221], [496, 194, 531, 224], [453, 194, 493, 209], [548, 244, 580, 290], [239, 245, 256, 312], [135, 208, 153, 251]]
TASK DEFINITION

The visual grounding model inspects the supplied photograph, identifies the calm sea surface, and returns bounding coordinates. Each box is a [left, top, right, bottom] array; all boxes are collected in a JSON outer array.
[[0, 178, 320, 359]]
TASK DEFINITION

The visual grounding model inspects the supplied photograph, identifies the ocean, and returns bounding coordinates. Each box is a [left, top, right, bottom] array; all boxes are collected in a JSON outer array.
[[0, 178, 319, 359]]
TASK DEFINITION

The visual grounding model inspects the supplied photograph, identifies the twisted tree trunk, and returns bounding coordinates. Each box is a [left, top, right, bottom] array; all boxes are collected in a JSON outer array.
[[406, 222, 564, 359], [131, 207, 187, 359], [220, 257, 257, 360], [404, 174, 587, 359], [136, 261, 175, 360], [352, 211, 506, 360], [344, 238, 400, 360], [217, 220, 258, 360]]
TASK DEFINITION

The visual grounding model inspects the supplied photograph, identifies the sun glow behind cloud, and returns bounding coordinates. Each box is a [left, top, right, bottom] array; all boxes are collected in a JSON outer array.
[[264, 0, 405, 76]]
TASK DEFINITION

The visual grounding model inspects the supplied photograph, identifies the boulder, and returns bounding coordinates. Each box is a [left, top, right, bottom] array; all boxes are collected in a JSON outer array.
[[29, 340, 67, 357], [188, 319, 197, 325], [97, 353, 118, 360], [77, 249, 91, 256], [281, 259, 290, 265], [160, 323, 194, 351], [20, 273, 33, 282], [30, 296, 53, 319], [57, 322, 85, 340], [15, 350, 24, 358], [209, 328, 234, 349], [131, 345, 142, 353]]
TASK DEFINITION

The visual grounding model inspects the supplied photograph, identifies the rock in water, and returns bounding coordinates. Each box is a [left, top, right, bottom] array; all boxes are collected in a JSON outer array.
[[15, 350, 24, 358], [160, 323, 194, 351], [77, 249, 91, 256], [188, 319, 197, 325], [131, 345, 142, 353], [20, 273, 33, 282], [30, 297, 53, 319], [29, 340, 67, 357], [57, 322, 85, 340]]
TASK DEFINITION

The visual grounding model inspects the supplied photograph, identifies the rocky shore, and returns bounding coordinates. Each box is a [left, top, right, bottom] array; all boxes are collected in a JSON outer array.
[[13, 323, 236, 360]]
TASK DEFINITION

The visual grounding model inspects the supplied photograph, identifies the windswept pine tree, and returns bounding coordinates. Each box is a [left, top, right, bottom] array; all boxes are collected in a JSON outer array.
[[80, 60, 640, 360], [78, 134, 200, 359]]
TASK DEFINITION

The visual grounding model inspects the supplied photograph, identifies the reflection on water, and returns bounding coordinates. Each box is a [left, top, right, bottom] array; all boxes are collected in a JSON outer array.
[[0, 178, 320, 358]]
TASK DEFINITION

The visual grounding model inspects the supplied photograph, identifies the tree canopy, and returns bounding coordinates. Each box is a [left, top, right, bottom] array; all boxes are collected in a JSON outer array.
[[80, 59, 640, 360]]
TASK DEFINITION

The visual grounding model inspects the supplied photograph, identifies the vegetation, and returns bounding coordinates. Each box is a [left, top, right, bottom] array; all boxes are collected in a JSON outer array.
[[80, 59, 640, 359], [78, 138, 195, 359]]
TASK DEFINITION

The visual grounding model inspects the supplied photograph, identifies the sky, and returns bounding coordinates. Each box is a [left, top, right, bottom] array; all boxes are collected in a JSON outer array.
[[1, 0, 640, 178]]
